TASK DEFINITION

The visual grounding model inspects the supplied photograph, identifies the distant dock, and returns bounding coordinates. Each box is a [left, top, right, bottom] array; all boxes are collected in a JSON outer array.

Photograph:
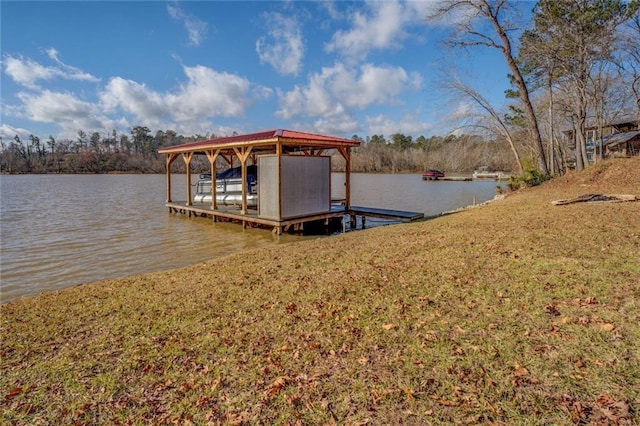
[[442, 176, 472, 181], [422, 176, 473, 181]]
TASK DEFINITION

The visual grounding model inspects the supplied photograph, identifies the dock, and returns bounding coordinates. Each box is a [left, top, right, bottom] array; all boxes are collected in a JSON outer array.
[[166, 202, 424, 234], [442, 176, 472, 181], [158, 129, 423, 235], [349, 206, 424, 228]]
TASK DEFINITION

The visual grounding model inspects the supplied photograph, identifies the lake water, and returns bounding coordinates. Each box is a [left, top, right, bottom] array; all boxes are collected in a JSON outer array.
[[0, 173, 502, 303]]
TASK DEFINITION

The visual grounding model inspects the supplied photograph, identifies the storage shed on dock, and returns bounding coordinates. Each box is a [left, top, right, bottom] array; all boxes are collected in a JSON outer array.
[[157, 129, 361, 234]]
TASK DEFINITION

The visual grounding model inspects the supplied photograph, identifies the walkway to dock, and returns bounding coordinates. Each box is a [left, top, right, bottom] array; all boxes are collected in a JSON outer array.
[[349, 206, 424, 228], [166, 202, 424, 234]]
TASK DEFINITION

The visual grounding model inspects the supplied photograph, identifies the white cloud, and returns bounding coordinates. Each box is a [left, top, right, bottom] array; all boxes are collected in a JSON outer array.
[[17, 90, 114, 132], [451, 101, 476, 120], [3, 56, 56, 89], [256, 12, 305, 76], [100, 78, 169, 128], [320, 1, 342, 21], [2, 49, 271, 138], [0, 124, 32, 141], [312, 114, 360, 135], [2, 53, 99, 90], [365, 113, 434, 137], [170, 65, 257, 119], [276, 62, 422, 120], [100, 65, 270, 129], [325, 0, 434, 61], [167, 2, 207, 46]]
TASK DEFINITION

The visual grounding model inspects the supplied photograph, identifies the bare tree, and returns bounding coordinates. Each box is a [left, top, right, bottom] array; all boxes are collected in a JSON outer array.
[[589, 63, 632, 161], [519, 0, 638, 170], [444, 75, 524, 173], [617, 13, 640, 123], [429, 0, 549, 174]]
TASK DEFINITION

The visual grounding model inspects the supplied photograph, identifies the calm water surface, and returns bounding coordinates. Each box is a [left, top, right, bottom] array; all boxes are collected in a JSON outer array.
[[0, 173, 501, 303]]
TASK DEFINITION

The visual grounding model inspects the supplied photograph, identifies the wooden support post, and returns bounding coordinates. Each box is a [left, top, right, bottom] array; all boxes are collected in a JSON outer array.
[[233, 146, 253, 215], [165, 153, 177, 203], [182, 152, 194, 206], [206, 149, 220, 212], [221, 154, 233, 167], [339, 147, 352, 210]]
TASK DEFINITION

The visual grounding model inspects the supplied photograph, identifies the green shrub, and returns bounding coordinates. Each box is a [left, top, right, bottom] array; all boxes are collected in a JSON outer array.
[[508, 163, 549, 191]]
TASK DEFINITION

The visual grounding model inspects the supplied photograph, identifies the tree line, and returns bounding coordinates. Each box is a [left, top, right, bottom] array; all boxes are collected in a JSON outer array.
[[0, 125, 522, 175], [0, 127, 187, 174]]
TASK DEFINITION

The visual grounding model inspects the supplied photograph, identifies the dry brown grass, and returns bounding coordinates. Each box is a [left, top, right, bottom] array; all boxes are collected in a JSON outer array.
[[2, 156, 639, 425]]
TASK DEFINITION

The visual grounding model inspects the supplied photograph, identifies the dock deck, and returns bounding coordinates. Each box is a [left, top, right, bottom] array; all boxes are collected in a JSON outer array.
[[166, 202, 424, 234], [349, 206, 424, 222]]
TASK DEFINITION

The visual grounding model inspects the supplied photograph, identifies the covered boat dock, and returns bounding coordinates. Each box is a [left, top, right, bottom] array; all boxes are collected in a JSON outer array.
[[158, 129, 423, 234]]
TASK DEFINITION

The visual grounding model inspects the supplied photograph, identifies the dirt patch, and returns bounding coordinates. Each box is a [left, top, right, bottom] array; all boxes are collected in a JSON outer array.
[[546, 156, 640, 194]]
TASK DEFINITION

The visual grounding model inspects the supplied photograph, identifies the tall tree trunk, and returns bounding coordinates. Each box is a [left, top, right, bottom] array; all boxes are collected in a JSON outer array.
[[576, 112, 588, 170], [547, 75, 556, 175], [491, 14, 549, 175]]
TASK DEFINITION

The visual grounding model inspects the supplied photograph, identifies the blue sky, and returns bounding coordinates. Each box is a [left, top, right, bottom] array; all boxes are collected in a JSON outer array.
[[1, 1, 523, 142]]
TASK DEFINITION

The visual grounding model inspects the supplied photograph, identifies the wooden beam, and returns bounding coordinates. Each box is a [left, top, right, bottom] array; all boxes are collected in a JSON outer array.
[[206, 149, 220, 211], [233, 146, 253, 214], [221, 154, 233, 167], [182, 152, 194, 206], [338, 147, 352, 210], [165, 153, 178, 203], [301, 148, 324, 156]]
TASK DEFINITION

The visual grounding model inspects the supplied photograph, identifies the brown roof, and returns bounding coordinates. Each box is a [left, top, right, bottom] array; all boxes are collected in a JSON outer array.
[[157, 129, 360, 154], [603, 131, 640, 148]]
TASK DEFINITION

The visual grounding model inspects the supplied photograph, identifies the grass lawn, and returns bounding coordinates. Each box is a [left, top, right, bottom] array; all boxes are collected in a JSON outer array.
[[2, 157, 639, 425]]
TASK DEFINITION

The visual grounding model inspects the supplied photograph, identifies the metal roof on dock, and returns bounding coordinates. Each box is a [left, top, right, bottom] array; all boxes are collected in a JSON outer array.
[[158, 129, 360, 154]]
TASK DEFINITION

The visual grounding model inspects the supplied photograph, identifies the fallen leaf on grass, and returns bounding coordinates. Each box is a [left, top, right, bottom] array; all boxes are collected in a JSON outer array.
[[5, 387, 22, 399], [545, 304, 561, 316], [578, 316, 591, 325], [402, 387, 415, 400], [382, 324, 396, 330], [357, 356, 369, 365], [601, 323, 615, 332], [595, 394, 631, 423], [436, 398, 459, 406], [514, 365, 529, 377], [266, 376, 291, 395]]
